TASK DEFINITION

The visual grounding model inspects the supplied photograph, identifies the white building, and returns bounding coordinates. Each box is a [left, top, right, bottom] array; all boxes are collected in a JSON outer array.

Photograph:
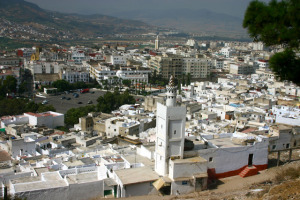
[[24, 112, 64, 129], [60, 68, 89, 83], [26, 61, 60, 75], [110, 55, 127, 65], [116, 68, 151, 84], [195, 132, 269, 179], [256, 59, 269, 69], [220, 47, 233, 58], [7, 136, 36, 158], [285, 85, 300, 97], [89, 64, 116, 83], [0, 115, 29, 128], [186, 39, 199, 49], [71, 50, 86, 64], [250, 42, 265, 51], [114, 167, 159, 198], [10, 167, 106, 200]]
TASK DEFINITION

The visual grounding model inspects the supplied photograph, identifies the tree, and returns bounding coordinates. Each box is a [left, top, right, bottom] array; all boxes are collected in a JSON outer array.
[[52, 80, 71, 92], [181, 74, 186, 86], [65, 105, 96, 126], [96, 90, 135, 114], [243, 0, 300, 85], [187, 73, 191, 86], [177, 79, 181, 94], [122, 79, 131, 87], [73, 81, 87, 90], [37, 103, 56, 113], [18, 81, 28, 95], [268, 49, 300, 85], [3, 76, 17, 94]]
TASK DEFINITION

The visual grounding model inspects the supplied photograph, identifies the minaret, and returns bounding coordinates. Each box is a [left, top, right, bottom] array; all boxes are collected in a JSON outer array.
[[166, 75, 176, 107], [155, 35, 160, 50], [155, 76, 186, 176]]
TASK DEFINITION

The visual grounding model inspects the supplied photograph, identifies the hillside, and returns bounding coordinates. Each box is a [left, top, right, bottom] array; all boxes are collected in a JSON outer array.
[[0, 0, 153, 42], [112, 8, 248, 38]]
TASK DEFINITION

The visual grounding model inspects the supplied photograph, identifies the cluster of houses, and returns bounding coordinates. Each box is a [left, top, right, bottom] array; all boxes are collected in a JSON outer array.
[[2, 38, 296, 94], [0, 39, 299, 199], [0, 72, 299, 199]]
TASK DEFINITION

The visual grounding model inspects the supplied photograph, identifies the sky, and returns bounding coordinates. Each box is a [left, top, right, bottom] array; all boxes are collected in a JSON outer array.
[[25, 0, 271, 19]]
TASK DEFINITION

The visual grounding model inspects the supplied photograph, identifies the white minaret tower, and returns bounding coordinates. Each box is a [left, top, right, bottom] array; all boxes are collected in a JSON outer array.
[[155, 35, 160, 50], [166, 75, 176, 107], [155, 76, 186, 176]]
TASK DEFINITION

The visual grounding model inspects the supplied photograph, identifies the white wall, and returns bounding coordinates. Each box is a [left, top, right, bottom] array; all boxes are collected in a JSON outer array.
[[10, 139, 36, 157], [68, 179, 104, 200], [124, 182, 157, 197], [137, 145, 153, 160], [171, 180, 194, 195], [14, 186, 69, 200], [197, 139, 268, 174], [169, 160, 207, 180]]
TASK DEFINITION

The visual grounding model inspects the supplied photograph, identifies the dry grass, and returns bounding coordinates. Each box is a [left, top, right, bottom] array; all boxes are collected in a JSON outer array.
[[274, 165, 300, 183]]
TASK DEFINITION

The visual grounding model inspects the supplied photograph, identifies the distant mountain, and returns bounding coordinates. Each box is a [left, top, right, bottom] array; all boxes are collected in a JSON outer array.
[[112, 8, 247, 37], [0, 0, 153, 41]]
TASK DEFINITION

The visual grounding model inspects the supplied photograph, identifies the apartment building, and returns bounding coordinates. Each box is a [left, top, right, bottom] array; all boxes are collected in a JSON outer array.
[[148, 54, 183, 78], [229, 63, 254, 75], [183, 57, 212, 79]]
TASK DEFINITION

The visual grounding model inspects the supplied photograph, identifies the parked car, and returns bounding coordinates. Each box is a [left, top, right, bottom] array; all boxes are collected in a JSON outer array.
[[77, 102, 82, 104], [87, 100, 93, 104], [66, 97, 71, 100], [42, 100, 48, 105], [61, 96, 66, 99], [80, 88, 89, 93]]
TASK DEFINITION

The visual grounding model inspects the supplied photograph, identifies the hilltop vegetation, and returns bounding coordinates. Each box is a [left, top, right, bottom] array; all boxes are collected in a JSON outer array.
[[0, 0, 153, 43]]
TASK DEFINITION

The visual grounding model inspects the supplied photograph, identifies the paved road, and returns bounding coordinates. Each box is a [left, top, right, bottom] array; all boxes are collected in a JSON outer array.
[[34, 89, 106, 114], [34, 89, 145, 114]]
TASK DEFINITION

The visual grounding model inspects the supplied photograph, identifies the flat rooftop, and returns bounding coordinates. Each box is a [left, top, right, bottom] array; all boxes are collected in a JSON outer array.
[[209, 137, 243, 148], [122, 154, 154, 167], [67, 171, 99, 184], [12, 172, 68, 193], [115, 167, 159, 185]]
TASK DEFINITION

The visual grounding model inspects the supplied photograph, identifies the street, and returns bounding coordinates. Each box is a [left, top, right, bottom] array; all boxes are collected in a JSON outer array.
[[34, 89, 145, 114]]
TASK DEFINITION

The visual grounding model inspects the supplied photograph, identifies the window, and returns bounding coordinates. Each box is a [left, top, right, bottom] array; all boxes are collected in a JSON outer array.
[[286, 143, 290, 149], [272, 145, 276, 150], [174, 130, 176, 135], [182, 181, 188, 185], [209, 157, 213, 162]]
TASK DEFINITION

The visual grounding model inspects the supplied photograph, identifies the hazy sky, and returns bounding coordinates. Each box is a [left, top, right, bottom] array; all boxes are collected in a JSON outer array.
[[26, 0, 271, 19]]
